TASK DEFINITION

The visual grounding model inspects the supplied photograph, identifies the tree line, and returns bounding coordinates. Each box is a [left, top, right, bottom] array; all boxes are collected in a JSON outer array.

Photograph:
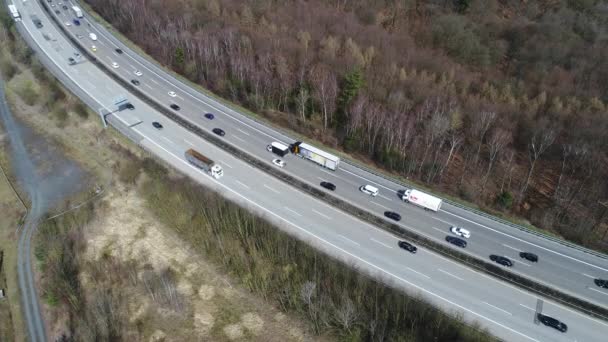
[[121, 152, 496, 341], [85, 0, 608, 250]]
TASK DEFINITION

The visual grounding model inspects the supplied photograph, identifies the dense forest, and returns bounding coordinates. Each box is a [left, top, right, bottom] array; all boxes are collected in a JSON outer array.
[[86, 0, 608, 251]]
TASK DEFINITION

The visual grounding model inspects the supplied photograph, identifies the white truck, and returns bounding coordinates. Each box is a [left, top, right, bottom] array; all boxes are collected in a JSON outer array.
[[8, 4, 21, 21], [400, 189, 442, 212], [185, 149, 224, 179], [266, 142, 290, 157], [72, 6, 83, 18], [292, 141, 340, 171]]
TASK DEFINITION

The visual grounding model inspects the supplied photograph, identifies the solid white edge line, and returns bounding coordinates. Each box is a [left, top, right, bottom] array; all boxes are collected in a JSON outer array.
[[441, 209, 608, 273], [87, 8, 606, 279], [29, 12, 589, 338], [120, 117, 542, 341]]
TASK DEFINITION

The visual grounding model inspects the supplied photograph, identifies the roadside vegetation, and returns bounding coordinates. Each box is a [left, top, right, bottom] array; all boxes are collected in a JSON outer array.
[[0, 131, 26, 342], [0, 8, 319, 341], [116, 148, 494, 341], [2, 7, 494, 340], [84, 0, 608, 252]]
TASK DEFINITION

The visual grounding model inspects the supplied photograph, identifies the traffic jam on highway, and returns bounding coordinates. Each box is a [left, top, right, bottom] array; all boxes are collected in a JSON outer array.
[[24, 1, 608, 337]]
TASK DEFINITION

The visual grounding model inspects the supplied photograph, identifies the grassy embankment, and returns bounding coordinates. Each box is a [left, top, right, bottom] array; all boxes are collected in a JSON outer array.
[[1, 6, 494, 341], [0, 129, 27, 342]]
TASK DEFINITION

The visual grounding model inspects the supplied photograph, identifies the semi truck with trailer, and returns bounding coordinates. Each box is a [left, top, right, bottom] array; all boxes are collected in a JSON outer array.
[[72, 6, 83, 18], [400, 189, 442, 212], [291, 142, 340, 171], [185, 149, 224, 179], [267, 142, 290, 157]]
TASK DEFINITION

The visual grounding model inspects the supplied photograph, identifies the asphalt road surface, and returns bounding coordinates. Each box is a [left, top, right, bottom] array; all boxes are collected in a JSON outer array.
[[10, 0, 608, 340], [37, 0, 608, 310]]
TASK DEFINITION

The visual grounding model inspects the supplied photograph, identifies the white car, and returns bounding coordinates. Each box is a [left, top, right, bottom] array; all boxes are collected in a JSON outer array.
[[65, 21, 71, 26], [266, 145, 272, 152], [450, 226, 471, 239], [272, 158, 285, 168], [134, 70, 143, 77], [168, 91, 177, 97], [91, 45, 97, 52], [359, 184, 379, 197], [111, 62, 119, 69], [89, 33, 97, 41]]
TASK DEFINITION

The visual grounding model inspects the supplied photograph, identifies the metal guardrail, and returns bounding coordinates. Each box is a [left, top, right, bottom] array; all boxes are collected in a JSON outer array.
[[37, 0, 608, 321], [344, 157, 608, 260], [68, 0, 608, 261]]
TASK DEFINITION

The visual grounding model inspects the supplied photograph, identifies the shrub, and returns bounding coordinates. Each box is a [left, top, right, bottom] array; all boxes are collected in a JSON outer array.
[[496, 191, 513, 210], [0, 58, 18, 80]]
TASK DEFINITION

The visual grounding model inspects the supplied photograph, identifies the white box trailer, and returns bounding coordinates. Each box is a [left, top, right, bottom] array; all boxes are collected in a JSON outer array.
[[185, 149, 224, 179], [293, 142, 340, 171], [401, 189, 442, 212], [72, 6, 83, 18]]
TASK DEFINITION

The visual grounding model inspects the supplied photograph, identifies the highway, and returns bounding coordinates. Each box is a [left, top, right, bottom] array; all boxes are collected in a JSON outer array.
[[40, 0, 608, 308], [9, 0, 608, 341]]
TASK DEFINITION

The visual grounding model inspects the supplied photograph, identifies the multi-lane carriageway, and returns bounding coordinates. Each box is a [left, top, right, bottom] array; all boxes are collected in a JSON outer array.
[[11, 0, 608, 340]]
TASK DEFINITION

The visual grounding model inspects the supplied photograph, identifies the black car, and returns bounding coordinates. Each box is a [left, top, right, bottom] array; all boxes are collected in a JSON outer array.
[[170, 104, 180, 111], [320, 181, 336, 191], [446, 236, 467, 248], [152, 122, 163, 129], [131, 79, 140, 86], [490, 255, 513, 267], [115, 48, 123, 54], [62, 5, 68, 10], [595, 278, 608, 289], [55, 10, 60, 14], [384, 211, 401, 221], [73, 19, 81, 26], [125, 103, 135, 110], [204, 113, 214, 120], [537, 314, 567, 333], [519, 252, 538, 262], [212, 128, 226, 136], [398, 241, 417, 253]]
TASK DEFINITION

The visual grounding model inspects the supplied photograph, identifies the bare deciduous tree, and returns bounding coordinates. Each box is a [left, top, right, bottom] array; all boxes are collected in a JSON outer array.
[[471, 110, 497, 167], [333, 293, 358, 333], [438, 130, 463, 182], [481, 129, 512, 193], [309, 64, 338, 130], [518, 123, 557, 204]]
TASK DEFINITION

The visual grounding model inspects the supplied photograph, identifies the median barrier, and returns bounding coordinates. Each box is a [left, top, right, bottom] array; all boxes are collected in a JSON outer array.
[[36, 0, 608, 322]]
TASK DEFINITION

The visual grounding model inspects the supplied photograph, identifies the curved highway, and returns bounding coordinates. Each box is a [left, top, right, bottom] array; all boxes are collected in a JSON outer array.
[[43, 0, 608, 308], [9, 0, 608, 341]]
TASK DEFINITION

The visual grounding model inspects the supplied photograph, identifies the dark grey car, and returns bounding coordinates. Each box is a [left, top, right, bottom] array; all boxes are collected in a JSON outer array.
[[446, 236, 467, 248]]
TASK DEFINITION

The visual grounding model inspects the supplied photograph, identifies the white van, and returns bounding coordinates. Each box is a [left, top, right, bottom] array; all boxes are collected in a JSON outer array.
[[359, 184, 379, 197]]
